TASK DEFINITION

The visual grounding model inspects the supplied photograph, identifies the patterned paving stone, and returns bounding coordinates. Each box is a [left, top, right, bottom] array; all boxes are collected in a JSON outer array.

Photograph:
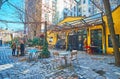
[[0, 47, 18, 65], [0, 48, 120, 79]]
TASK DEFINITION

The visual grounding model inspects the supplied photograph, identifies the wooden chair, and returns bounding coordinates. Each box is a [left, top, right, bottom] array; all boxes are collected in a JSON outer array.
[[40, 52, 61, 70], [69, 50, 78, 66], [51, 52, 63, 68]]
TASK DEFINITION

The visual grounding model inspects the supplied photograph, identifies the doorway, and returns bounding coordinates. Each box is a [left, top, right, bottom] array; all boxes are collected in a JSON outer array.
[[91, 29, 102, 53], [68, 34, 79, 51], [78, 29, 87, 50]]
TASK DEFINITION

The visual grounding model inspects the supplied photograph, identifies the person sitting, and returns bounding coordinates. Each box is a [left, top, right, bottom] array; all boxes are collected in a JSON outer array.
[[83, 38, 91, 54]]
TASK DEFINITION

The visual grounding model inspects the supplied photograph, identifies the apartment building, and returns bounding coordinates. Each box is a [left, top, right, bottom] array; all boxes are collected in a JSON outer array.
[[25, 0, 56, 39], [77, 0, 120, 17], [57, 0, 77, 21], [0, 29, 13, 44]]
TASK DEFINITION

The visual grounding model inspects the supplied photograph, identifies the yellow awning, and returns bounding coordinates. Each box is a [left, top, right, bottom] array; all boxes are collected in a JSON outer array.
[[58, 16, 83, 25]]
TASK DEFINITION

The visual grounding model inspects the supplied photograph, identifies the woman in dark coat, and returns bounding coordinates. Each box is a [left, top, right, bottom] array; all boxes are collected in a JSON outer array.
[[20, 41, 25, 56], [11, 42, 16, 56]]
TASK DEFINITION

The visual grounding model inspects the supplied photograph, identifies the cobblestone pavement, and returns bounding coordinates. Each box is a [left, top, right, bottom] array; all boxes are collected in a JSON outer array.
[[0, 48, 120, 79], [0, 46, 18, 65]]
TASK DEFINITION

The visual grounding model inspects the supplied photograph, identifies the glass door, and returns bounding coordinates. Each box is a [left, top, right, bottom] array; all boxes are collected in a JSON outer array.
[[91, 29, 102, 53]]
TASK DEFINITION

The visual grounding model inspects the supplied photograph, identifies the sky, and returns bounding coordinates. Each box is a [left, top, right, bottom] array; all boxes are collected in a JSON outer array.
[[0, 0, 24, 31]]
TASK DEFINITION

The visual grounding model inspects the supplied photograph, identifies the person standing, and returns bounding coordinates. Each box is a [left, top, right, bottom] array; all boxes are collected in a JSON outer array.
[[11, 42, 16, 56], [17, 45, 20, 57], [20, 41, 25, 56], [83, 38, 87, 49]]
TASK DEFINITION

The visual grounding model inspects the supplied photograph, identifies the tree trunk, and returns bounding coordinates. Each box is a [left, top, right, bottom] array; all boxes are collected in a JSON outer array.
[[103, 0, 120, 66], [0, 0, 2, 9]]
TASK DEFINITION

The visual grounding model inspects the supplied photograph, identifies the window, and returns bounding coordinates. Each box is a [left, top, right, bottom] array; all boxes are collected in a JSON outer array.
[[78, 0, 81, 5], [74, 6, 76, 12], [64, 12, 67, 18], [83, 0, 86, 4], [91, 29, 102, 49], [108, 35, 120, 47], [34, 31, 36, 36], [89, 7, 91, 12], [79, 8, 81, 12], [49, 37, 53, 42]]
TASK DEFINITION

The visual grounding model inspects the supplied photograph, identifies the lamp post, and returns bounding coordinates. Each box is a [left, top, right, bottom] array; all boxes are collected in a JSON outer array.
[[39, 21, 50, 58], [41, 21, 48, 45], [44, 21, 48, 47]]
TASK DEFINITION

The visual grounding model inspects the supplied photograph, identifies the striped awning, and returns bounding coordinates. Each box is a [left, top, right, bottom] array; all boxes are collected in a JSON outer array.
[[58, 16, 83, 25]]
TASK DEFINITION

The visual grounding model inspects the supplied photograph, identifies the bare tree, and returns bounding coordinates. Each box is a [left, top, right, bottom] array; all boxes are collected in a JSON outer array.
[[6, 1, 26, 33], [0, 0, 8, 9], [5, 0, 42, 39], [103, 0, 120, 66], [14, 6, 28, 35]]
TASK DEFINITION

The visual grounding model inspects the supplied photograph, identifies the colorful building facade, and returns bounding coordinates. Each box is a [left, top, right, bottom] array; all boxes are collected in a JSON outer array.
[[48, 5, 120, 54], [0, 29, 13, 44]]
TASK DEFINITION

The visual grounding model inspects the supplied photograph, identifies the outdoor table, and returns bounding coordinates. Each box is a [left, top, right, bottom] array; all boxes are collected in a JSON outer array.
[[90, 46, 98, 54], [27, 48, 41, 61], [59, 51, 70, 67]]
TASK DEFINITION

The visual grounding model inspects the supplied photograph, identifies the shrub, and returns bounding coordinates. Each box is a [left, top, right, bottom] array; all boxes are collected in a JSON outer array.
[[27, 37, 44, 47], [39, 40, 50, 58]]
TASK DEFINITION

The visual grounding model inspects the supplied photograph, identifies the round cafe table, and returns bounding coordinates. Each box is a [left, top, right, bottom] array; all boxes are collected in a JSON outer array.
[[27, 48, 41, 61]]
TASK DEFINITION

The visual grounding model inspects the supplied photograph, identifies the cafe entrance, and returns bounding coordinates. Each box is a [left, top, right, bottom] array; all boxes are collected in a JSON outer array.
[[90, 29, 102, 53], [78, 29, 87, 51], [67, 31, 79, 51]]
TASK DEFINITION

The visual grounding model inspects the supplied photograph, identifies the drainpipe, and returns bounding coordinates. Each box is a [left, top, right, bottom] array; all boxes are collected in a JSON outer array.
[[101, 13, 106, 54]]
